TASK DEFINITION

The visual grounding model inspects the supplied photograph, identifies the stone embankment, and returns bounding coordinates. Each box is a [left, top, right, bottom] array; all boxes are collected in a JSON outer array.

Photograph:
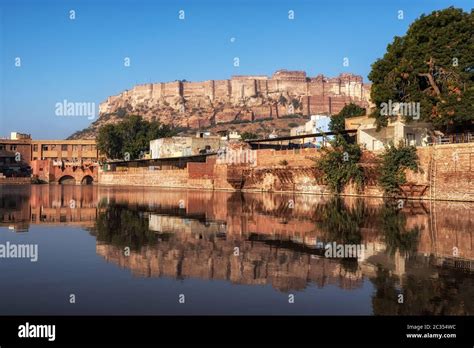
[[98, 143, 474, 202]]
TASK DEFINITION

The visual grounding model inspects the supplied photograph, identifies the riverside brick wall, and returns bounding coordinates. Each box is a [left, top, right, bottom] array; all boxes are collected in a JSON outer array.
[[255, 148, 320, 167], [413, 143, 474, 201], [99, 168, 189, 188], [98, 143, 474, 201]]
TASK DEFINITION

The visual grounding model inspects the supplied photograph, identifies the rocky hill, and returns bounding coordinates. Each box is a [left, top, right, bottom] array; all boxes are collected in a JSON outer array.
[[68, 70, 372, 139]]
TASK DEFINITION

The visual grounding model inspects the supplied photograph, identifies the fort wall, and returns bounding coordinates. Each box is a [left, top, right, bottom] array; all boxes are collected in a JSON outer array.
[[98, 70, 373, 119]]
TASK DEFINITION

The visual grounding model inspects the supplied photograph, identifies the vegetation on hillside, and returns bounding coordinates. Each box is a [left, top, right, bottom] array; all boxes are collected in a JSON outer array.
[[240, 131, 260, 140]]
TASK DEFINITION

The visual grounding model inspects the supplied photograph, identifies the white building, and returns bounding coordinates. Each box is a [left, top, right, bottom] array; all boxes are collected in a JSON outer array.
[[290, 115, 332, 146], [150, 135, 223, 159], [345, 115, 432, 151]]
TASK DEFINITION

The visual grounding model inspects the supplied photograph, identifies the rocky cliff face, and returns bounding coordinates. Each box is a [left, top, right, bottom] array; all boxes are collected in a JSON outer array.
[[68, 70, 372, 139]]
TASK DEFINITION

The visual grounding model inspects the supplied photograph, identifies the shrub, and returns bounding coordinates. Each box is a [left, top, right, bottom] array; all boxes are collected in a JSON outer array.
[[377, 143, 419, 197], [315, 135, 364, 194], [278, 95, 288, 105], [241, 132, 259, 140], [291, 99, 301, 110], [329, 103, 366, 133]]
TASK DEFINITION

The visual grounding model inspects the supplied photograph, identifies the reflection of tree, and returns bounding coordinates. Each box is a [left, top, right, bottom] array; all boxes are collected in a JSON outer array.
[[90, 203, 159, 250], [316, 198, 365, 244], [379, 202, 419, 256], [371, 267, 399, 315], [371, 265, 474, 315]]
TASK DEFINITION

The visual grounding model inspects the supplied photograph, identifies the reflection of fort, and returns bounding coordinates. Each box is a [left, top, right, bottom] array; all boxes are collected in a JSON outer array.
[[1, 185, 473, 293], [88, 188, 473, 300], [97, 241, 363, 292], [95, 187, 474, 262]]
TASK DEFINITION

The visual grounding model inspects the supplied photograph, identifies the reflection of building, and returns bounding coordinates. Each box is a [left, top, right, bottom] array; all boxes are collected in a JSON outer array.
[[0, 185, 98, 231], [1, 185, 473, 292]]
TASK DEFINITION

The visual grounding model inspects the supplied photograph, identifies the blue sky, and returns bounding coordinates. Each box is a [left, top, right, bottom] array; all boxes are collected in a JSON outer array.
[[0, 0, 472, 139]]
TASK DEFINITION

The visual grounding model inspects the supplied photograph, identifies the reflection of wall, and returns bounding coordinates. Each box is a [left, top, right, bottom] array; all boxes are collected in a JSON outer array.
[[1, 185, 473, 267], [96, 240, 363, 292]]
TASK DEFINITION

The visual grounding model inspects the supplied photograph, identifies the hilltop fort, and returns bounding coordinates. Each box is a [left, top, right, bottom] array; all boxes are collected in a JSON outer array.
[[69, 70, 372, 139]]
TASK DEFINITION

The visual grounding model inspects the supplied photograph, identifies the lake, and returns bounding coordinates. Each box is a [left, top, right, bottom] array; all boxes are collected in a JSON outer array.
[[0, 184, 473, 315]]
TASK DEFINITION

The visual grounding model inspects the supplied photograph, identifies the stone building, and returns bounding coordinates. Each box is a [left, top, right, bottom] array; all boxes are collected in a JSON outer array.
[[290, 115, 332, 146], [345, 115, 432, 151], [150, 133, 224, 159], [0, 131, 99, 181]]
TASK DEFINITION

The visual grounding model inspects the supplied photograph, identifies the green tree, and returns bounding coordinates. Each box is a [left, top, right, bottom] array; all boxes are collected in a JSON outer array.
[[369, 7, 474, 131], [315, 135, 364, 194], [96, 124, 123, 159], [240, 132, 259, 140], [377, 143, 419, 196], [97, 115, 176, 160], [329, 103, 366, 133]]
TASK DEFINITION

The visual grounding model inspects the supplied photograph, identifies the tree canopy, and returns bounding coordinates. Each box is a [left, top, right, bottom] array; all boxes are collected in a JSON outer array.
[[315, 135, 364, 194], [329, 103, 366, 133], [369, 7, 474, 131], [97, 115, 176, 160]]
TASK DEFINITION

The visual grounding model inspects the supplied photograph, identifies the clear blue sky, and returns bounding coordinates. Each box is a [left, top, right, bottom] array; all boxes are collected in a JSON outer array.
[[0, 0, 472, 139]]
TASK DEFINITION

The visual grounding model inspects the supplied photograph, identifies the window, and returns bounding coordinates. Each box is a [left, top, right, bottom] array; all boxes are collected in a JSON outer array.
[[33, 144, 38, 151], [10, 145, 17, 151], [73, 145, 78, 151], [42, 145, 49, 151], [0, 145, 5, 150], [61, 144, 68, 151], [82, 145, 88, 151]]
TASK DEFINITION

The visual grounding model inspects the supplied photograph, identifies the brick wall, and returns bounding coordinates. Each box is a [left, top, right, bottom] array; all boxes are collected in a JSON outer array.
[[98, 144, 474, 201], [411, 144, 474, 201], [188, 158, 215, 179], [256, 148, 320, 167], [99, 168, 189, 188]]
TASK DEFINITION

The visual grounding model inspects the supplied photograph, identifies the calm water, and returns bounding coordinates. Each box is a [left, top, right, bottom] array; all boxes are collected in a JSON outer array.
[[0, 184, 473, 315]]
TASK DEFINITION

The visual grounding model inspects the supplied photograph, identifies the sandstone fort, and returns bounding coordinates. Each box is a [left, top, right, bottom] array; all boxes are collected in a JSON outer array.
[[71, 70, 372, 138]]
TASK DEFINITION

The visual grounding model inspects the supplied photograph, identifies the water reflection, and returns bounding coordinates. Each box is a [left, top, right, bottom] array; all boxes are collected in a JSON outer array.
[[0, 185, 473, 315]]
